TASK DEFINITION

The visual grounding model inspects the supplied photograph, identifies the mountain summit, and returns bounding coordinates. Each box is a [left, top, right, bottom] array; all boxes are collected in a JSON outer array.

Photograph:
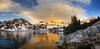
[[0, 18, 32, 31]]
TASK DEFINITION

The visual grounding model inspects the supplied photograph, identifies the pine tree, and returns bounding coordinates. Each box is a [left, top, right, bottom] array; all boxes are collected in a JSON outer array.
[[97, 16, 100, 20], [0, 21, 1, 24], [64, 15, 81, 35]]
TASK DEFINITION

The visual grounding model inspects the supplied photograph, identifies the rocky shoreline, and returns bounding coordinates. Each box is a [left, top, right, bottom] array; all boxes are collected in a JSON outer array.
[[57, 23, 100, 49]]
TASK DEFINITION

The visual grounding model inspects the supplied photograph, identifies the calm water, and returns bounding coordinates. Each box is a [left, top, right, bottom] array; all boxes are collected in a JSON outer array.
[[0, 31, 62, 49], [20, 33, 61, 49]]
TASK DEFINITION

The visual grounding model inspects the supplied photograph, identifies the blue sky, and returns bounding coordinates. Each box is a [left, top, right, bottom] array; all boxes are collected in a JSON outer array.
[[84, 0, 100, 17], [0, 14, 30, 21], [0, 0, 100, 24], [12, 0, 38, 8]]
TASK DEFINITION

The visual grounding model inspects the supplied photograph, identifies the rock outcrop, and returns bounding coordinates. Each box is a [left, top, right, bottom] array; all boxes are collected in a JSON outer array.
[[58, 21, 100, 46]]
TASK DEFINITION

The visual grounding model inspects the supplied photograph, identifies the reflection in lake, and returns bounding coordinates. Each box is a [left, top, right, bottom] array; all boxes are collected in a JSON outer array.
[[20, 33, 61, 49], [0, 31, 62, 49], [31, 33, 61, 43], [0, 30, 33, 49]]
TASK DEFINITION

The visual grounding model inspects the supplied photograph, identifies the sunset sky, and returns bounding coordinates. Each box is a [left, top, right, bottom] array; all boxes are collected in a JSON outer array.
[[0, 0, 100, 25]]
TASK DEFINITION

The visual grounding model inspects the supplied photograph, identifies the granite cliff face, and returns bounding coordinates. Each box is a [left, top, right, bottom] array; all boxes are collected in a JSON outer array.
[[58, 21, 100, 46]]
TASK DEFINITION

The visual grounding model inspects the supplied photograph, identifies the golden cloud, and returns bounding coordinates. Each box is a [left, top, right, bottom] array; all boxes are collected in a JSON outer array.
[[0, 0, 91, 25], [21, 11, 39, 24], [0, 0, 12, 11], [20, 0, 88, 25]]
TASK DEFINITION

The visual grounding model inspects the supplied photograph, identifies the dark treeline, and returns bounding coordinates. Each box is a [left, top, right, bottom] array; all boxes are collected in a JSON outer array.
[[64, 15, 100, 35]]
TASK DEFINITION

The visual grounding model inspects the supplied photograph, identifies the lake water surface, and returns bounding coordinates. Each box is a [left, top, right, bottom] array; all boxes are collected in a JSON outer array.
[[20, 33, 61, 49], [0, 31, 61, 49]]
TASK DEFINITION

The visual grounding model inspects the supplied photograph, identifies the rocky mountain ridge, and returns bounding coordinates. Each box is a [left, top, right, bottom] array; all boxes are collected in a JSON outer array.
[[0, 18, 32, 31]]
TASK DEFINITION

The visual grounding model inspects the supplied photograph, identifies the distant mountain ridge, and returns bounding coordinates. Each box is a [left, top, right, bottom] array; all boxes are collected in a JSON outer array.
[[2, 18, 31, 26], [0, 18, 32, 31]]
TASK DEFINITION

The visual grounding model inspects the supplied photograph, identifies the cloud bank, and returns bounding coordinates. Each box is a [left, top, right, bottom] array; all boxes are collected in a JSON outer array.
[[0, 0, 91, 25]]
